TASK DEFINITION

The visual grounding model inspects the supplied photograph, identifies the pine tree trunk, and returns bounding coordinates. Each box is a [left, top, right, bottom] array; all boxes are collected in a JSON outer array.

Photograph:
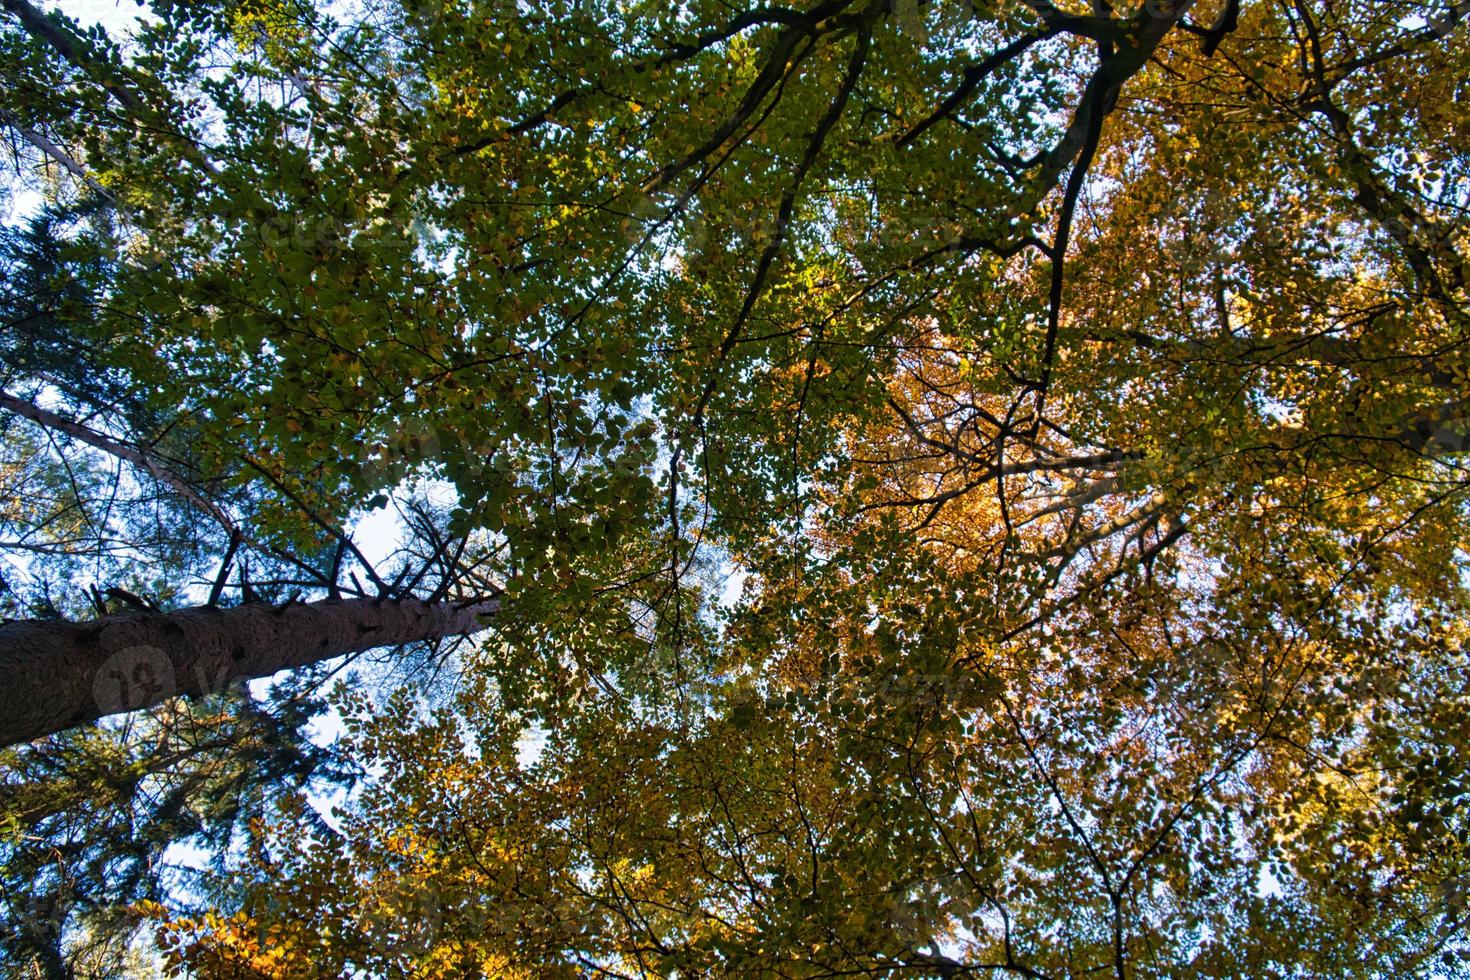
[[0, 596, 499, 747]]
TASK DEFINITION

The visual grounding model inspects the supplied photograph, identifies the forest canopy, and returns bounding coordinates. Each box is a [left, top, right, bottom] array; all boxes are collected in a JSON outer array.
[[1, 0, 1468, 975]]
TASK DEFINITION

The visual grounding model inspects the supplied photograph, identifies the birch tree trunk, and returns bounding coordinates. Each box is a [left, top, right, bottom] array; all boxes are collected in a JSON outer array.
[[0, 596, 499, 747]]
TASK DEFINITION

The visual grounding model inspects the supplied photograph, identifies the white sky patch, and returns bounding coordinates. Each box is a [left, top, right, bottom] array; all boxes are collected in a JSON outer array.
[[717, 564, 747, 609], [351, 504, 405, 567], [1, 188, 42, 226], [45, 0, 152, 34], [516, 718, 547, 768]]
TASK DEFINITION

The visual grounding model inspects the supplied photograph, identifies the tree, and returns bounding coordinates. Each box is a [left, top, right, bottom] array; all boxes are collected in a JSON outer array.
[[3, 0, 1469, 974], [0, 207, 508, 745], [0, 672, 351, 978]]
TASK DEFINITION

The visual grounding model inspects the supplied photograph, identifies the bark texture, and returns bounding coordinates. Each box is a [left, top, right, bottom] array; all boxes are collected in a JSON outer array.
[[0, 596, 499, 747]]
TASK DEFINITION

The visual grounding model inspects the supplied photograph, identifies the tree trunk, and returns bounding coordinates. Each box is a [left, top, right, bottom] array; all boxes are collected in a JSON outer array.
[[0, 596, 499, 748]]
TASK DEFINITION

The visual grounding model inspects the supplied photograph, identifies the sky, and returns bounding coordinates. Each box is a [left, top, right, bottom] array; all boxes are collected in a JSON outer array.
[[49, 0, 149, 33]]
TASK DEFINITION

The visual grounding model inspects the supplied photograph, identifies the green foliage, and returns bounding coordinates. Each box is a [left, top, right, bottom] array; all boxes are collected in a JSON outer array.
[[0, 675, 351, 977], [3, 0, 1470, 975]]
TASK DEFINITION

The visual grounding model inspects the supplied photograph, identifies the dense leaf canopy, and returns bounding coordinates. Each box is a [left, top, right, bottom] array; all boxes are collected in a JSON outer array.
[[1, 0, 1469, 975]]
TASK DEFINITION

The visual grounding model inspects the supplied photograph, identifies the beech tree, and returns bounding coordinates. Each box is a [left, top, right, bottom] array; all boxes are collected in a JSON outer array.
[[2, 0, 1469, 975]]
